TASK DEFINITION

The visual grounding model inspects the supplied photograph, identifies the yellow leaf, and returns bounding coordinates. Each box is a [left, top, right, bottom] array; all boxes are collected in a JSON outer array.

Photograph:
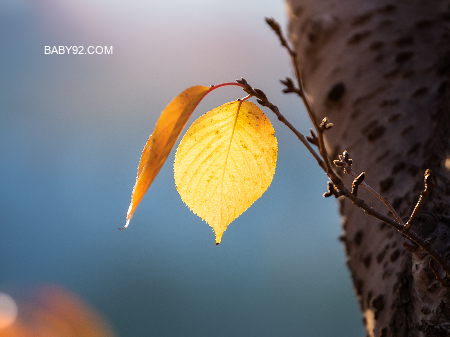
[[125, 85, 210, 228], [174, 101, 277, 244]]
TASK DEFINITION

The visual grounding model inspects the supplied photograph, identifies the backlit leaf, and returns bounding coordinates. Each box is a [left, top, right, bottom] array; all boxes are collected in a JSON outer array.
[[174, 101, 277, 244], [125, 85, 210, 228]]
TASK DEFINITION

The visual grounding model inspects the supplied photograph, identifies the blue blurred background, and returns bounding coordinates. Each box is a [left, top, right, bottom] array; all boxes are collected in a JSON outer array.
[[0, 0, 364, 335]]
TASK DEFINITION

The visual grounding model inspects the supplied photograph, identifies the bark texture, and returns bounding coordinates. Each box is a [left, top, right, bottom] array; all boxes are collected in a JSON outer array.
[[286, 0, 450, 336]]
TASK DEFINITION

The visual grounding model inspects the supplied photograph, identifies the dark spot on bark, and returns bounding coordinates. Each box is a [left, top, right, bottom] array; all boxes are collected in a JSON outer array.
[[375, 150, 390, 162], [390, 249, 400, 262], [378, 19, 393, 28], [355, 278, 364, 295], [411, 86, 428, 98], [392, 197, 403, 210], [402, 70, 415, 78], [382, 267, 393, 280], [436, 51, 450, 76], [395, 51, 413, 64], [383, 67, 399, 78], [437, 80, 449, 96], [401, 125, 414, 136], [367, 125, 386, 142], [380, 327, 388, 337], [367, 290, 373, 307], [388, 113, 400, 123], [380, 98, 399, 107], [354, 230, 364, 246], [380, 221, 387, 230], [395, 36, 414, 47], [407, 164, 419, 177], [372, 294, 385, 319], [351, 110, 360, 119], [415, 19, 434, 29], [392, 162, 406, 174], [352, 12, 373, 26], [327, 82, 345, 101], [353, 86, 387, 106], [377, 249, 386, 263], [374, 54, 384, 63], [370, 41, 384, 50], [364, 253, 372, 268], [380, 177, 394, 192], [407, 142, 421, 155], [308, 33, 317, 43], [293, 6, 303, 17], [347, 30, 371, 45], [377, 4, 396, 13]]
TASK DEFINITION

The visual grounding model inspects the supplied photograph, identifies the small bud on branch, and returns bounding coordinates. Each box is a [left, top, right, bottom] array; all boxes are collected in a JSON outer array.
[[351, 172, 366, 196]]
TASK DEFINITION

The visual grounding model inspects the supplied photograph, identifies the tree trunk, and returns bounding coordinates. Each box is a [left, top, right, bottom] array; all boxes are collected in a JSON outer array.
[[286, 0, 450, 336]]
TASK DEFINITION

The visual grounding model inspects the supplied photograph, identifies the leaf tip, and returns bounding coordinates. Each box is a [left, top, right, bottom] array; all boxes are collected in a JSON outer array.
[[121, 203, 134, 229], [215, 234, 222, 245], [119, 219, 130, 230]]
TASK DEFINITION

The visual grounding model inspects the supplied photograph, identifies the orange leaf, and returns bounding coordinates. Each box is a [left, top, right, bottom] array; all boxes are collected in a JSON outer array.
[[124, 85, 210, 228]]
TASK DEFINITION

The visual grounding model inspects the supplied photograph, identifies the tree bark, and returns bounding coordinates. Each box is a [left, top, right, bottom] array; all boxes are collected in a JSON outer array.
[[286, 0, 450, 336]]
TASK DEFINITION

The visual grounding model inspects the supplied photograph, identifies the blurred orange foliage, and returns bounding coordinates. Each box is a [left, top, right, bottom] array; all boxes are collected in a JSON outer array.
[[0, 286, 115, 337]]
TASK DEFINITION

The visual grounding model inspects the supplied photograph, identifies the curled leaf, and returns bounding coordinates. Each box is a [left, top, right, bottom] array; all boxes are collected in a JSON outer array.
[[174, 101, 277, 244], [125, 85, 210, 228]]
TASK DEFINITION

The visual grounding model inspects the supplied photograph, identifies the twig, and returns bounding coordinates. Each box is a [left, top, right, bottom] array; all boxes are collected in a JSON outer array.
[[306, 129, 319, 146], [323, 181, 343, 198], [266, 17, 334, 175], [404, 169, 434, 231]]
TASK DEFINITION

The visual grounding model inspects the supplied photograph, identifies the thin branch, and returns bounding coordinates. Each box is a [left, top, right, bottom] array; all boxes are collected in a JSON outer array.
[[264, 18, 450, 276], [266, 17, 334, 175], [405, 169, 434, 231], [267, 17, 404, 224]]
